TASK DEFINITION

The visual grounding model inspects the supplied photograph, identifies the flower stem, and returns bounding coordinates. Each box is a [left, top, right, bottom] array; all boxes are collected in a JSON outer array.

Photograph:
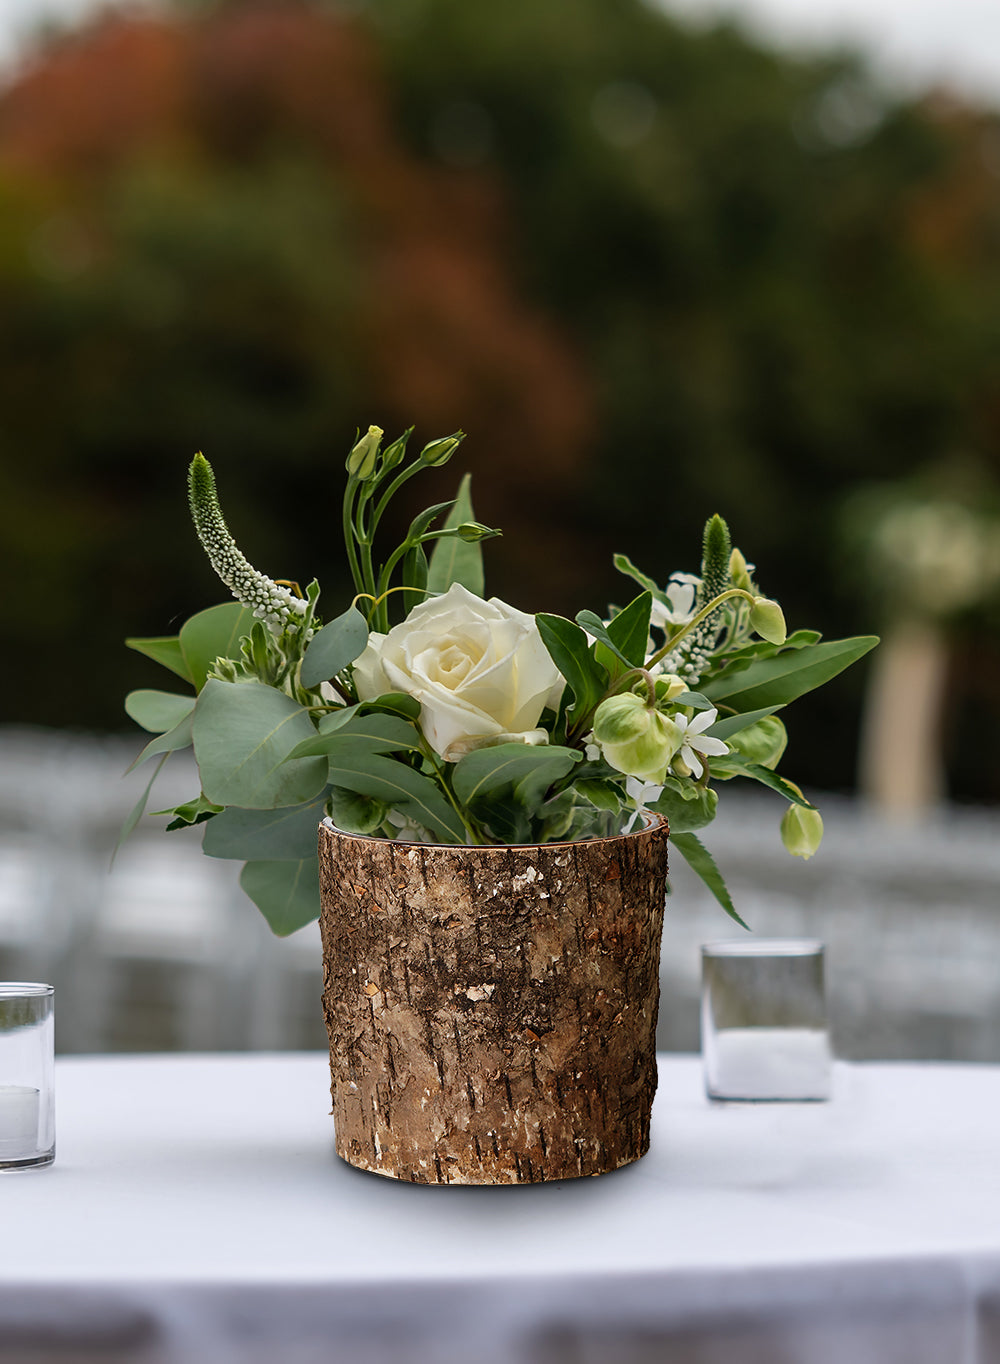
[[646, 589, 756, 669]]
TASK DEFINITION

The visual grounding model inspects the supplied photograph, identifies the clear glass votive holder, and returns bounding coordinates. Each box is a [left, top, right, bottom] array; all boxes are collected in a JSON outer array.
[[701, 941, 831, 1102], [0, 983, 55, 1170]]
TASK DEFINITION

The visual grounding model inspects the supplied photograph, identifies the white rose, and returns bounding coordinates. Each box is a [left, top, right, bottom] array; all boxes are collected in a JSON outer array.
[[352, 582, 564, 762]]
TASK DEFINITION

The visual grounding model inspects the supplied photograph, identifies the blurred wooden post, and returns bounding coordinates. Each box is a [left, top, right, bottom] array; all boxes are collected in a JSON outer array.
[[858, 617, 948, 820]]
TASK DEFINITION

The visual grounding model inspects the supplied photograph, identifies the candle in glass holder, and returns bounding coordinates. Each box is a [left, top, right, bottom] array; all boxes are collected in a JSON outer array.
[[0, 983, 54, 1170], [0, 1084, 40, 1159]]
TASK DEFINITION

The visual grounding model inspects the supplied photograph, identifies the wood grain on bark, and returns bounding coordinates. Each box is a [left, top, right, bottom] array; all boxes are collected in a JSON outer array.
[[318, 817, 669, 1184]]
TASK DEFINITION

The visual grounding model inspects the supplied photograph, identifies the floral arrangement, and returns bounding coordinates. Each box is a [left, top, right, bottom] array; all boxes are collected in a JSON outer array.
[[124, 426, 877, 934]]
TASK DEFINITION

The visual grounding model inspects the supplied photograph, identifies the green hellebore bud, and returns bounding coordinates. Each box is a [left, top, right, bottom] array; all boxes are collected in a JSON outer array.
[[593, 693, 683, 784], [729, 547, 753, 591], [346, 425, 383, 479], [456, 521, 501, 543], [749, 596, 787, 645], [780, 802, 824, 859], [730, 715, 788, 770], [420, 432, 464, 467]]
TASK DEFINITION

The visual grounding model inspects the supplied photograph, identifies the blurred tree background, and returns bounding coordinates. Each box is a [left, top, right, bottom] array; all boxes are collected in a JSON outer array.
[[1, 0, 999, 798]]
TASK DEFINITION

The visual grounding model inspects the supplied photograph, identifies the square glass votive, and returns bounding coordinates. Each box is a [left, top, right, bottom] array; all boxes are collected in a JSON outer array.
[[701, 941, 831, 1102], [0, 983, 55, 1170]]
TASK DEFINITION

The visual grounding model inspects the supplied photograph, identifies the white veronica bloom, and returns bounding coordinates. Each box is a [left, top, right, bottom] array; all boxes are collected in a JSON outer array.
[[352, 582, 564, 762], [672, 708, 728, 780]]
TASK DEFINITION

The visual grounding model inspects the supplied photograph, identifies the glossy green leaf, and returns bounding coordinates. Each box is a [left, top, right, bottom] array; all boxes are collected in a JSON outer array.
[[426, 473, 484, 596], [300, 606, 369, 689], [536, 614, 608, 725], [203, 790, 328, 861], [155, 794, 224, 830], [606, 592, 653, 667], [179, 603, 256, 691], [701, 636, 879, 712], [193, 679, 328, 809], [453, 743, 580, 807], [612, 554, 668, 604], [711, 759, 815, 806], [648, 779, 718, 833], [240, 858, 321, 936], [575, 610, 632, 670], [704, 705, 784, 740], [286, 713, 423, 760], [671, 831, 748, 930], [324, 751, 465, 844], [125, 635, 194, 685], [125, 689, 196, 734], [327, 787, 390, 836]]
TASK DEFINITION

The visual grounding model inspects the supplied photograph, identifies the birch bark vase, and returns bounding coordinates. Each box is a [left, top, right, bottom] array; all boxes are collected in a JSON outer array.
[[318, 815, 669, 1184]]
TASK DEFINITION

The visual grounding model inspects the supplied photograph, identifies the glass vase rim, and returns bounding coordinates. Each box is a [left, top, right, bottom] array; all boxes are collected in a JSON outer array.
[[701, 938, 824, 958], [0, 982, 54, 999]]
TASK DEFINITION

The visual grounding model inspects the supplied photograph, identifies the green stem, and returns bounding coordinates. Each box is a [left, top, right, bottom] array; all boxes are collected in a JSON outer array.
[[647, 589, 756, 669], [342, 477, 365, 599], [370, 460, 426, 539], [420, 742, 482, 845]]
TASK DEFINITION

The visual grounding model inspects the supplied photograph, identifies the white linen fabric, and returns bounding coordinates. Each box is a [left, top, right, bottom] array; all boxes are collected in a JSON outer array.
[[2, 1054, 1000, 1363]]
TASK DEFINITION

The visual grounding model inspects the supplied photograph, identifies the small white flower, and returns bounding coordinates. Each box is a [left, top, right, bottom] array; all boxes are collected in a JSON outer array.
[[625, 775, 664, 806], [650, 572, 700, 630], [672, 708, 728, 780]]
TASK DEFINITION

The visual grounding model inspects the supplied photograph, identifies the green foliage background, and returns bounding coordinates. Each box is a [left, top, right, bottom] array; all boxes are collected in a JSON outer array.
[[2, 0, 999, 795]]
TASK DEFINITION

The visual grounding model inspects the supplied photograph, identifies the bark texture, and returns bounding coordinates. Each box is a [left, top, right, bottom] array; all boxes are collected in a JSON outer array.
[[318, 817, 669, 1184]]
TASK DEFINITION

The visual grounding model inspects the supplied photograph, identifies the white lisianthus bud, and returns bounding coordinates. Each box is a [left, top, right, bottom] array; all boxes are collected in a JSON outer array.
[[749, 596, 787, 645], [346, 425, 383, 479], [592, 693, 683, 784], [420, 433, 464, 467], [780, 802, 824, 858]]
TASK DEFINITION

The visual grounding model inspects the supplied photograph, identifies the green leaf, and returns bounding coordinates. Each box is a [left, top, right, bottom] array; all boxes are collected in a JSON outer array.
[[536, 614, 608, 725], [155, 794, 224, 830], [671, 831, 748, 930], [125, 635, 194, 685], [426, 473, 484, 596], [574, 778, 625, 812], [606, 592, 653, 667], [647, 779, 718, 833], [327, 787, 389, 836], [452, 743, 580, 807], [113, 754, 170, 862], [716, 629, 821, 668], [193, 679, 328, 809], [575, 610, 632, 670], [324, 751, 466, 844], [240, 858, 321, 936], [286, 713, 423, 760], [179, 603, 256, 691], [711, 759, 815, 807], [701, 636, 879, 712], [704, 705, 784, 740], [125, 711, 195, 772], [125, 689, 196, 734], [612, 554, 668, 605], [674, 691, 714, 711], [358, 692, 422, 722], [203, 790, 328, 861], [300, 606, 369, 689]]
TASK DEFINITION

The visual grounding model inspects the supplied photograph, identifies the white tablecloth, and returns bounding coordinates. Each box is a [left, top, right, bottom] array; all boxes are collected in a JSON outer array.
[[2, 1053, 1000, 1363]]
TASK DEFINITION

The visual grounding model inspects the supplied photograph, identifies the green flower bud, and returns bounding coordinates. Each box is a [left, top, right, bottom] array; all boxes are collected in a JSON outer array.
[[749, 596, 787, 645], [780, 802, 824, 859], [729, 546, 753, 591], [654, 673, 687, 704], [347, 425, 383, 479], [729, 715, 788, 770], [420, 432, 464, 467], [456, 521, 501, 542], [379, 428, 412, 472], [593, 693, 683, 783]]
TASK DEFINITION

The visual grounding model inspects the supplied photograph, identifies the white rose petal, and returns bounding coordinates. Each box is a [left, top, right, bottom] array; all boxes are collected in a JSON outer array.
[[352, 583, 565, 761]]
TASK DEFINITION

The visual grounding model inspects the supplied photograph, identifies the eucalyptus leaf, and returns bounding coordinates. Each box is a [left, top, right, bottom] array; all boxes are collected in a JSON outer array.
[[179, 603, 256, 691], [701, 636, 879, 712], [203, 791, 329, 861], [671, 831, 748, 930], [125, 689, 196, 734], [324, 750, 465, 843], [426, 473, 484, 597], [536, 614, 608, 725], [300, 606, 369, 689], [125, 635, 194, 685], [240, 858, 321, 936], [453, 743, 580, 807], [287, 713, 423, 760], [113, 753, 170, 862], [193, 679, 328, 809], [125, 711, 195, 772]]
